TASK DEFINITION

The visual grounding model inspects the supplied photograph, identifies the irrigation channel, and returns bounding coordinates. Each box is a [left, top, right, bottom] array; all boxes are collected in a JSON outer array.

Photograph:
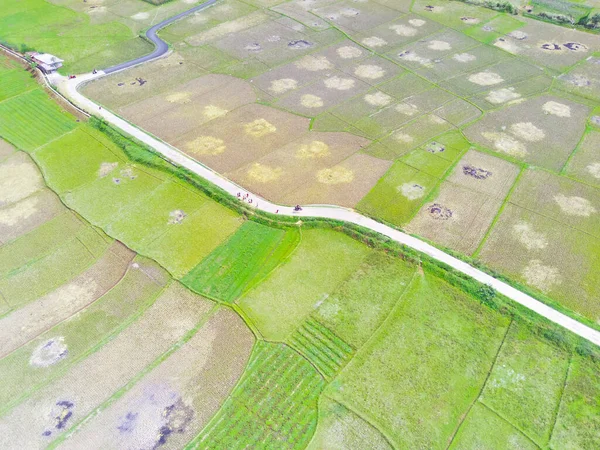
[[44, 1, 600, 347]]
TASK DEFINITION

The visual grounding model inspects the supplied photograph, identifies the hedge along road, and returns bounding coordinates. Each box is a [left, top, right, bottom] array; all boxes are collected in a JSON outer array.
[[45, 5, 600, 347]]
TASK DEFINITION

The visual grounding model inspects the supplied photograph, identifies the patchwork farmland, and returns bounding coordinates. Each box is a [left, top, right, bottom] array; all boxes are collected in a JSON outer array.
[[0, 0, 600, 448]]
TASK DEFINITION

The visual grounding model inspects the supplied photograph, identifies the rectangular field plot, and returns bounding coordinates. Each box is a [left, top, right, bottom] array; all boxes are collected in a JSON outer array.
[[0, 151, 45, 208], [0, 69, 36, 102], [449, 402, 537, 450], [0, 255, 164, 412], [407, 159, 517, 255], [182, 221, 300, 303], [311, 251, 415, 349], [464, 95, 590, 171], [326, 274, 509, 449], [0, 227, 110, 310], [190, 341, 325, 450], [0, 283, 214, 448], [556, 57, 600, 104], [477, 202, 600, 320], [307, 397, 393, 450], [549, 356, 600, 449], [61, 307, 254, 450], [145, 200, 242, 279], [479, 322, 570, 446], [33, 126, 125, 193], [0, 89, 76, 151], [238, 229, 370, 341], [357, 160, 439, 226], [564, 130, 600, 189], [0, 241, 134, 359]]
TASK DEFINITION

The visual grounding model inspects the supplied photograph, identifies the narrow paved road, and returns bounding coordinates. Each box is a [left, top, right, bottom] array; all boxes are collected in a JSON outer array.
[[104, 0, 217, 74], [45, 5, 600, 347]]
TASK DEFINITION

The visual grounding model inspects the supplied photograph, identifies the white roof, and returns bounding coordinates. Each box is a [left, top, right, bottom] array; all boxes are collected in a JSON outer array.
[[33, 53, 63, 65]]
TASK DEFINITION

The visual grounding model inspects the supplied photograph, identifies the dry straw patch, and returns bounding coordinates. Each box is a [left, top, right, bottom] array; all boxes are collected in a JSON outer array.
[[409, 19, 426, 27], [337, 46, 363, 59], [393, 132, 414, 143], [0, 196, 39, 227], [166, 92, 192, 104], [390, 24, 418, 37], [398, 183, 425, 200], [131, 12, 150, 20], [186, 136, 226, 155], [203, 105, 228, 120], [542, 101, 571, 117], [481, 132, 527, 157], [317, 166, 355, 184], [428, 40, 452, 51], [0, 158, 44, 206], [97, 162, 118, 178], [586, 162, 600, 179], [296, 141, 331, 159], [270, 78, 298, 94], [247, 163, 283, 183], [362, 36, 387, 47], [523, 259, 561, 292], [395, 103, 419, 116], [301, 94, 324, 108], [29, 337, 68, 368], [510, 122, 546, 142], [324, 76, 356, 91], [364, 91, 393, 107], [453, 53, 476, 63], [486, 88, 521, 104], [295, 55, 333, 71], [244, 118, 276, 137], [354, 65, 386, 80], [468, 72, 504, 86], [554, 194, 597, 216], [513, 221, 548, 250]]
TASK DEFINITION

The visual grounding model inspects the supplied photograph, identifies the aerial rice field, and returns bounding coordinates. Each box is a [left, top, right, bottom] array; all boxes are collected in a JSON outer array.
[[1, 0, 600, 447]]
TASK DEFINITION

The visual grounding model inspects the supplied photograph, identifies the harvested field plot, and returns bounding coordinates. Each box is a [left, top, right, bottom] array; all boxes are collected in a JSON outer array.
[[278, 153, 391, 208], [238, 229, 369, 340], [479, 322, 571, 446], [190, 341, 325, 450], [227, 132, 370, 204], [464, 95, 590, 170], [0, 151, 45, 208], [0, 254, 160, 412], [564, 130, 600, 188], [328, 274, 509, 449], [412, 0, 498, 30], [61, 307, 253, 450], [550, 355, 600, 449], [0, 283, 214, 448], [307, 397, 393, 450], [183, 221, 300, 303], [313, 0, 403, 32], [477, 202, 600, 319], [556, 56, 600, 103], [0, 89, 76, 152]]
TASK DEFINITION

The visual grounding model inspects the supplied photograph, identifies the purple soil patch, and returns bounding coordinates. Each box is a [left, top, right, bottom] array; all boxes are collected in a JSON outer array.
[[245, 43, 262, 53], [591, 116, 600, 127], [288, 40, 313, 50], [482, 25, 493, 32], [112, 178, 121, 185], [155, 399, 194, 449], [30, 337, 68, 368], [564, 42, 587, 52], [541, 43, 561, 51], [425, 141, 445, 153], [463, 164, 492, 180], [42, 400, 75, 437], [428, 203, 453, 220]]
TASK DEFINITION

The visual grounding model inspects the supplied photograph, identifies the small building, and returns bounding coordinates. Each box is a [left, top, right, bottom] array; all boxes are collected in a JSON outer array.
[[29, 53, 63, 73]]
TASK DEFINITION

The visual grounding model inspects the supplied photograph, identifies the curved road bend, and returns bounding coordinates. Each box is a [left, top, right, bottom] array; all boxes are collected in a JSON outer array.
[[103, 0, 217, 74], [46, 5, 600, 347]]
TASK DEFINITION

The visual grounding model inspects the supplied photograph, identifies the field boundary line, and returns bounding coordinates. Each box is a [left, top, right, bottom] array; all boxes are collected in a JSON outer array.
[[477, 400, 542, 449], [47, 303, 221, 449], [547, 350, 574, 445], [445, 318, 513, 449]]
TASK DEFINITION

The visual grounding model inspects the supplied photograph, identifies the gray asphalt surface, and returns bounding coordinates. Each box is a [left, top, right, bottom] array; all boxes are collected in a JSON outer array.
[[104, 0, 217, 74]]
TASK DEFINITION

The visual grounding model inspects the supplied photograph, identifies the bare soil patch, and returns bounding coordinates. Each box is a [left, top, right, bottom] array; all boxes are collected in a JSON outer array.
[[0, 152, 45, 207]]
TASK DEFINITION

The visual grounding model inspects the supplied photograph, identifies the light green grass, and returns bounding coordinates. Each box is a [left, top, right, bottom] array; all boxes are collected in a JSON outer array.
[[550, 355, 600, 448], [182, 221, 300, 303], [0, 257, 165, 413], [144, 200, 242, 279], [0, 211, 84, 277], [312, 251, 415, 348], [450, 402, 538, 450], [33, 126, 125, 193], [480, 321, 571, 445], [0, 89, 77, 151], [0, 69, 36, 102], [188, 341, 325, 449], [327, 274, 510, 448], [238, 229, 370, 341]]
